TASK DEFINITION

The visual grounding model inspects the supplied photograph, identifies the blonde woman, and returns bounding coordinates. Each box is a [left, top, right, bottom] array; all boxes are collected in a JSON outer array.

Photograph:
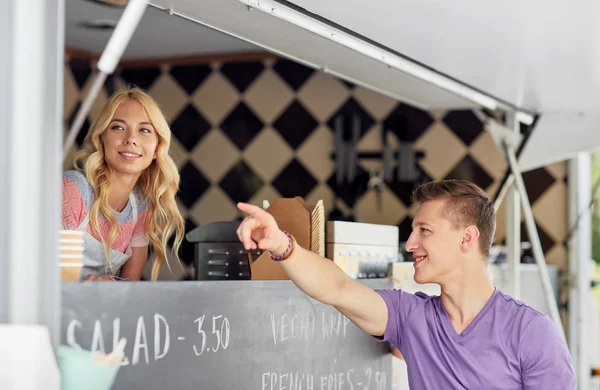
[[61, 87, 185, 281]]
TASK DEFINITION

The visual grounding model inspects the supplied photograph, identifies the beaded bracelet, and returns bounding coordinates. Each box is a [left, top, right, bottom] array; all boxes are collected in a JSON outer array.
[[268, 230, 296, 261]]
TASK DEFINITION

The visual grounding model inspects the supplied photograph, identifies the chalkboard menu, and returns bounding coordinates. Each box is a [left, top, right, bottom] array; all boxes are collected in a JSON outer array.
[[61, 279, 393, 390]]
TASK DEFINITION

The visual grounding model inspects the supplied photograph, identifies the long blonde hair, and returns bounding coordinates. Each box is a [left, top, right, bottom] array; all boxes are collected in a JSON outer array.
[[74, 87, 185, 281]]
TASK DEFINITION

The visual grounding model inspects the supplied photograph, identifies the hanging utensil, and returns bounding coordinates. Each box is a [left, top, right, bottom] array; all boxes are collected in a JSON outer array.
[[347, 114, 360, 183], [368, 167, 384, 212], [397, 142, 418, 182], [382, 128, 394, 182], [334, 115, 346, 185]]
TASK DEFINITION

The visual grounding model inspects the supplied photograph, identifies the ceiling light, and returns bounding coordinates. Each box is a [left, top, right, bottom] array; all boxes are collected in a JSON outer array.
[[78, 19, 118, 31], [86, 0, 129, 7], [238, 0, 499, 110]]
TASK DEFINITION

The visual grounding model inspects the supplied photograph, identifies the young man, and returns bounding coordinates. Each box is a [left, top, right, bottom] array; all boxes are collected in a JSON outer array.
[[236, 180, 575, 389]]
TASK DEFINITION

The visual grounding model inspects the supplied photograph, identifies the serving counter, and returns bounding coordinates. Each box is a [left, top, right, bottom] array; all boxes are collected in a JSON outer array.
[[61, 279, 393, 390]]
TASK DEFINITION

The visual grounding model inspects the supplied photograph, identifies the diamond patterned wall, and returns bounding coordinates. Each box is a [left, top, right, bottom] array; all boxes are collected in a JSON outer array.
[[63, 53, 569, 280]]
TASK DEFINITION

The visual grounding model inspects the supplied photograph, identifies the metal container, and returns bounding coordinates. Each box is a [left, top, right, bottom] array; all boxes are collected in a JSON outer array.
[[186, 221, 261, 280], [326, 221, 399, 279]]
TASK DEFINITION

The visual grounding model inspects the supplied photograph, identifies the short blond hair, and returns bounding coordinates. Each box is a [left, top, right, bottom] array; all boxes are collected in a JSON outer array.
[[412, 180, 495, 257]]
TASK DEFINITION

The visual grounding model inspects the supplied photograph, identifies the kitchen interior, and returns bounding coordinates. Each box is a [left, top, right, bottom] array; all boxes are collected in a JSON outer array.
[[64, 0, 569, 301]]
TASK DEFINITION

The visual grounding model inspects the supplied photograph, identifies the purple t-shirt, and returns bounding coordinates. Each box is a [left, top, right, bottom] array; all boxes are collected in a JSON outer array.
[[375, 288, 575, 389]]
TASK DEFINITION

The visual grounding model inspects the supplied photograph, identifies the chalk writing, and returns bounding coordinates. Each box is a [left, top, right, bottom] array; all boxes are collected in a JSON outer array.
[[270, 312, 317, 345], [262, 372, 315, 390], [270, 310, 351, 346], [261, 368, 386, 390], [321, 312, 350, 340], [65, 312, 230, 365]]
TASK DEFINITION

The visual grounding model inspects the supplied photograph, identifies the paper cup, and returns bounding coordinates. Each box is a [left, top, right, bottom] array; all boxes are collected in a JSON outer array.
[[60, 251, 83, 258], [58, 230, 83, 282], [59, 245, 83, 255], [60, 265, 83, 282], [59, 230, 84, 240], [59, 231, 84, 246], [58, 346, 120, 390]]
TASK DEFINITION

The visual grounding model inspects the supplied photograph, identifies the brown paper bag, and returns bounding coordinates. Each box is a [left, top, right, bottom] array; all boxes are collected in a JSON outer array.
[[250, 197, 313, 280]]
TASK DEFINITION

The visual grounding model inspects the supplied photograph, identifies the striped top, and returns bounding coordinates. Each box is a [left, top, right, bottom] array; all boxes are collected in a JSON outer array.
[[61, 170, 150, 256]]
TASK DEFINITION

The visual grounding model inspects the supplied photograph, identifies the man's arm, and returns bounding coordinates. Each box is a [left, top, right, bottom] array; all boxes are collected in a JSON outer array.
[[520, 316, 576, 389], [279, 244, 388, 336], [237, 203, 388, 337]]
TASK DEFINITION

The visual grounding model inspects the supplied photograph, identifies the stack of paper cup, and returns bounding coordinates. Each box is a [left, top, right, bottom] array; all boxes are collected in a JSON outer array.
[[59, 230, 84, 282]]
